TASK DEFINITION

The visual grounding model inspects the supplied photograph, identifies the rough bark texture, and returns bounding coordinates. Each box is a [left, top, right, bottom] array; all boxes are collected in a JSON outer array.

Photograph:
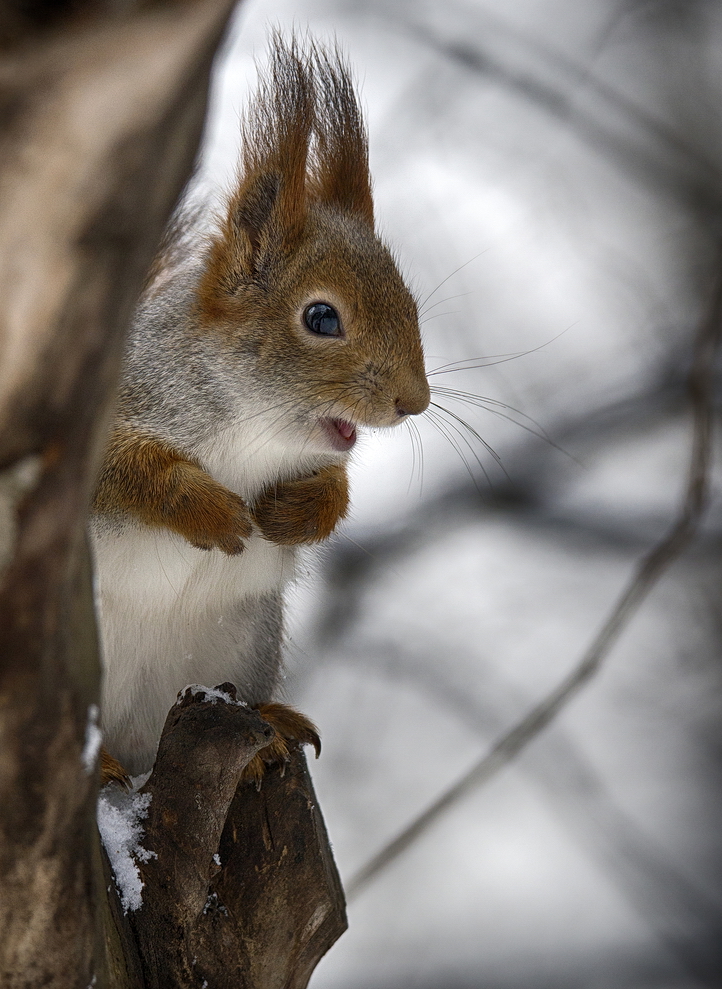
[[0, 4, 347, 987], [110, 687, 347, 989]]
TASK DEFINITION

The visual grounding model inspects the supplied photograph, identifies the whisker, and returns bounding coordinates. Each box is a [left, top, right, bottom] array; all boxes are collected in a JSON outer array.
[[406, 417, 418, 494], [420, 310, 463, 326], [427, 322, 577, 376], [429, 401, 507, 475], [432, 386, 553, 435], [424, 406, 494, 494], [417, 250, 490, 312], [430, 387, 577, 462], [405, 417, 425, 496], [418, 291, 473, 319], [428, 356, 527, 374]]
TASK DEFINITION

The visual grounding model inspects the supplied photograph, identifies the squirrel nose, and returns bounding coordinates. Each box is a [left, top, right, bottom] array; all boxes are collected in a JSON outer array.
[[394, 368, 431, 418], [395, 391, 429, 418]]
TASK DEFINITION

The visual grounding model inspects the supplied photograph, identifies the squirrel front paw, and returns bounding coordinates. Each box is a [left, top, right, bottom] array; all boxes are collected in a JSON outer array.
[[251, 463, 349, 545], [169, 468, 253, 556], [94, 431, 253, 556], [100, 747, 131, 789]]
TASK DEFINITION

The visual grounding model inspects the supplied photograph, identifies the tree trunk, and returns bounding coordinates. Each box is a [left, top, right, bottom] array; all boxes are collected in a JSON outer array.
[[0, 5, 347, 985]]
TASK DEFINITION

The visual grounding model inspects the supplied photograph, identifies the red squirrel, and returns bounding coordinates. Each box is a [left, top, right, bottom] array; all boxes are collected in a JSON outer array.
[[90, 36, 429, 785]]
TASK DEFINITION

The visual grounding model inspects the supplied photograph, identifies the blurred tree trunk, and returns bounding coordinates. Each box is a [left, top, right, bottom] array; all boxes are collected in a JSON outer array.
[[0, 3, 347, 986]]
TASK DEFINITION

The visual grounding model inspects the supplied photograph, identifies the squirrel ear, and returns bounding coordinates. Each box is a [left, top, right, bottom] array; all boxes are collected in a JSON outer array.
[[232, 171, 281, 259], [198, 164, 305, 313], [224, 165, 305, 281], [310, 47, 374, 228], [203, 35, 311, 292], [312, 151, 374, 227], [196, 170, 296, 320]]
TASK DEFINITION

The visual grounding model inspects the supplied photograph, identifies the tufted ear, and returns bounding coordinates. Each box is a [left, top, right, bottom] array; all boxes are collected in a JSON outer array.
[[196, 37, 313, 314], [309, 45, 374, 228], [196, 35, 375, 321], [195, 173, 285, 315], [232, 171, 281, 260]]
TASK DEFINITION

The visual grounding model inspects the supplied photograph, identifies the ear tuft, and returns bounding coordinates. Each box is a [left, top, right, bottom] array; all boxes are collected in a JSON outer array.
[[309, 44, 374, 227], [197, 34, 374, 319]]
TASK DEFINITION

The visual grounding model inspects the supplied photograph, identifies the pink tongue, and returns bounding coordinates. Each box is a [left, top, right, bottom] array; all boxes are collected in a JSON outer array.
[[336, 419, 355, 439]]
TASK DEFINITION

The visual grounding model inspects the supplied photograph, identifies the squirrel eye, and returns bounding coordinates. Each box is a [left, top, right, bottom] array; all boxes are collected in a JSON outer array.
[[303, 302, 342, 337]]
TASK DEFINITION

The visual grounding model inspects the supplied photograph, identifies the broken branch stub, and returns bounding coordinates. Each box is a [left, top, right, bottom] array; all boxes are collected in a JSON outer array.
[[203, 751, 348, 989], [110, 687, 347, 989]]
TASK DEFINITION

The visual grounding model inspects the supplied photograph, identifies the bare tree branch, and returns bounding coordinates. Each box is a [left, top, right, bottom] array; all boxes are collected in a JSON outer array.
[[345, 638, 722, 983], [347, 264, 722, 900], [378, 5, 722, 216]]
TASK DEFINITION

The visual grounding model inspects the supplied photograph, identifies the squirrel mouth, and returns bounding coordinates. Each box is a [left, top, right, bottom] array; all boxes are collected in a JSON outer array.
[[319, 417, 357, 451]]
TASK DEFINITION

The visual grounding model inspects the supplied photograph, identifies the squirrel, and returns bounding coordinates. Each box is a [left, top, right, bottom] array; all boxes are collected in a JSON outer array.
[[90, 35, 429, 786]]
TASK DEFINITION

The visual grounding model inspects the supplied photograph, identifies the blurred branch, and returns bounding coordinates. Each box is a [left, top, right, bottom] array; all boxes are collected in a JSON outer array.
[[340, 639, 722, 983], [346, 263, 722, 900], [382, 5, 722, 214]]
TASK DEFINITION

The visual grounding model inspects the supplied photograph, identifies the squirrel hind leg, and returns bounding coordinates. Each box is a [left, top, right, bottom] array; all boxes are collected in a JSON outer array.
[[241, 702, 321, 787], [100, 747, 132, 790]]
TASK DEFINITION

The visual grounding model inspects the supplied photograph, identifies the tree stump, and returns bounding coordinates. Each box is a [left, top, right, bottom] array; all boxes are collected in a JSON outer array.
[[101, 686, 347, 989]]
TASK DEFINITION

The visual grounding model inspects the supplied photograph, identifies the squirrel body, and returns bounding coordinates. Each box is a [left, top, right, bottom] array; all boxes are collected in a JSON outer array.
[[90, 38, 429, 777]]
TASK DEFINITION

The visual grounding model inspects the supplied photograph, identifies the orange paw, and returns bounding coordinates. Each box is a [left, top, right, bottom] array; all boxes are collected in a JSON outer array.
[[242, 703, 321, 785], [174, 474, 253, 556], [251, 464, 348, 545], [93, 430, 253, 556]]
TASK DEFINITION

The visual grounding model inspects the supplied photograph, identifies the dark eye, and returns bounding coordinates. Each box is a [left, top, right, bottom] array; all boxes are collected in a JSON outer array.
[[303, 302, 342, 337]]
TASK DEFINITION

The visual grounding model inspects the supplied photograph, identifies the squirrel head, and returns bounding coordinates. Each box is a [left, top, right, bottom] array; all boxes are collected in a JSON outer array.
[[195, 35, 429, 456]]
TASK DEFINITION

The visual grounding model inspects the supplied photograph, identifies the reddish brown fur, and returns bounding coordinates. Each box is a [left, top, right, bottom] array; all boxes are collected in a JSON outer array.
[[195, 36, 375, 326], [95, 38, 426, 561], [308, 44, 374, 224], [251, 463, 349, 545], [94, 430, 253, 554], [100, 747, 131, 789], [95, 429, 349, 551], [93, 37, 428, 779], [241, 702, 321, 785]]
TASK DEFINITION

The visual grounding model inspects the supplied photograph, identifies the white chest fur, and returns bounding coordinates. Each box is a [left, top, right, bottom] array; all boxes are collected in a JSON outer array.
[[91, 516, 296, 774], [92, 413, 340, 773]]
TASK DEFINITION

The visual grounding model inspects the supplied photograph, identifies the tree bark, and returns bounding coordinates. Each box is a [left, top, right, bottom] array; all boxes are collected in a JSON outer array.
[[0, 4, 346, 987], [109, 687, 347, 989]]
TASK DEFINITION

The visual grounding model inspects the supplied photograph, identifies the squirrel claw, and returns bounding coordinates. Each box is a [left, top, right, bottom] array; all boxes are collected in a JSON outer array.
[[241, 702, 320, 785], [190, 534, 246, 556]]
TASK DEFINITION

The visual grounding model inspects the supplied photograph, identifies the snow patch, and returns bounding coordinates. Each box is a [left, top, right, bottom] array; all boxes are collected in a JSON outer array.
[[131, 770, 152, 790], [203, 891, 228, 916], [97, 789, 156, 913], [81, 704, 102, 774], [178, 683, 248, 707]]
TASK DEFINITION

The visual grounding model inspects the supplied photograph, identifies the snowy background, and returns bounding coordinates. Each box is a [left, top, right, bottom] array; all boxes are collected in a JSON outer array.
[[198, 2, 722, 987]]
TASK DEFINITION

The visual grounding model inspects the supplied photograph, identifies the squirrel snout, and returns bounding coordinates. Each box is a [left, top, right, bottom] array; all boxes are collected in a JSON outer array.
[[395, 381, 430, 419]]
